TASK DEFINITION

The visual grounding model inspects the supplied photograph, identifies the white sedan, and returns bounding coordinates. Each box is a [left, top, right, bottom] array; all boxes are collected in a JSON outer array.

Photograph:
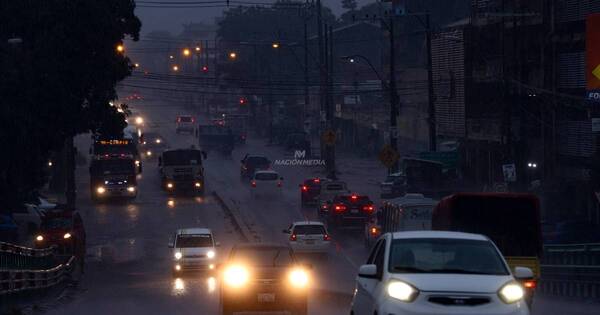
[[284, 221, 331, 256], [351, 231, 532, 315], [250, 170, 282, 198]]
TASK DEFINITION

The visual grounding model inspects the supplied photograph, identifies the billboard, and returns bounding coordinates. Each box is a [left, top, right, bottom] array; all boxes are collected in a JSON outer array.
[[587, 13, 600, 101]]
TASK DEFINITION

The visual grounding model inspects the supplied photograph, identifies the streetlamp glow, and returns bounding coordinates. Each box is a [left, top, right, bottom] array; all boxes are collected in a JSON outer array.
[[195, 46, 201, 52], [134, 63, 140, 68], [229, 52, 237, 59], [116, 44, 125, 53], [169, 55, 174, 59], [172, 65, 179, 72], [182, 48, 191, 57], [272, 42, 280, 49]]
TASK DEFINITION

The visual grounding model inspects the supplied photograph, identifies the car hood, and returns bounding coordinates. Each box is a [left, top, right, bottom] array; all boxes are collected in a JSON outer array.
[[389, 274, 514, 293], [250, 266, 290, 280]]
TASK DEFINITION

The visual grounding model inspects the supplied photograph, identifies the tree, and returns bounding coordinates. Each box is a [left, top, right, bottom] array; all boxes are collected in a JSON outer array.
[[0, 0, 141, 209], [342, 0, 357, 12]]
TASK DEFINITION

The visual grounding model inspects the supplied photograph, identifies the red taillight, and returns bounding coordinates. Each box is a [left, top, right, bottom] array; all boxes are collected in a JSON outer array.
[[177, 117, 181, 123], [351, 195, 358, 201], [191, 118, 195, 123], [301, 185, 308, 191], [524, 280, 537, 289], [277, 181, 282, 187], [251, 181, 256, 187], [370, 227, 379, 236], [314, 178, 320, 183], [334, 204, 346, 212], [323, 234, 331, 241], [363, 205, 375, 213], [290, 234, 297, 241]]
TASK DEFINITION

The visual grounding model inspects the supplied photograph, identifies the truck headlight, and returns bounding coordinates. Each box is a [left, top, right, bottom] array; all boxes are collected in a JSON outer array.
[[167, 183, 174, 189], [36, 235, 44, 242], [289, 268, 309, 289], [174, 252, 182, 260], [223, 265, 249, 288], [498, 282, 524, 304], [63, 233, 72, 239], [195, 182, 202, 188], [97, 186, 106, 194], [206, 250, 215, 259], [387, 280, 419, 302], [127, 186, 136, 192]]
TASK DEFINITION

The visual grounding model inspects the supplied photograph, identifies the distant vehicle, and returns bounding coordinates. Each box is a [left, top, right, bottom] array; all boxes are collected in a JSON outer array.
[[365, 194, 437, 247], [91, 138, 142, 173], [169, 228, 218, 275], [379, 172, 406, 198], [128, 111, 144, 127], [250, 170, 283, 198], [12, 204, 44, 236], [284, 221, 330, 256], [0, 215, 18, 243], [284, 132, 310, 156], [222, 113, 248, 144], [220, 243, 309, 315], [176, 115, 195, 134], [35, 209, 85, 258], [240, 154, 271, 179], [433, 193, 542, 304], [196, 124, 234, 155], [351, 231, 533, 315], [140, 132, 167, 159], [402, 158, 445, 197], [159, 148, 207, 195], [320, 193, 375, 227], [299, 177, 324, 206], [543, 220, 600, 244], [89, 157, 138, 201], [316, 180, 349, 211]]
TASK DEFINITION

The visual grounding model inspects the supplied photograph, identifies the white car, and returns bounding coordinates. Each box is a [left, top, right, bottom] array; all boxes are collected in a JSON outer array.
[[284, 221, 331, 255], [176, 115, 195, 134], [169, 228, 219, 275], [250, 170, 283, 197], [351, 231, 532, 315]]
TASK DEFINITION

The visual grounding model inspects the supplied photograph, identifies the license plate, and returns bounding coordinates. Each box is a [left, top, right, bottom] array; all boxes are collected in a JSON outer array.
[[258, 293, 275, 303], [351, 209, 359, 213], [305, 240, 315, 245]]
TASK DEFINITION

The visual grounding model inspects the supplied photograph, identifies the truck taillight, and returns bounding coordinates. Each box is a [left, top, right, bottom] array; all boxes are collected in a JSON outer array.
[[523, 280, 537, 289], [370, 227, 379, 236], [323, 234, 331, 241], [334, 204, 346, 212], [301, 185, 308, 191], [251, 181, 256, 187], [290, 234, 297, 241]]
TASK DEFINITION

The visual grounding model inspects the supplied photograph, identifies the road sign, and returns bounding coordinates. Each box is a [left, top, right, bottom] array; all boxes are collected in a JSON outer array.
[[587, 14, 600, 101], [322, 130, 336, 146], [379, 145, 399, 169]]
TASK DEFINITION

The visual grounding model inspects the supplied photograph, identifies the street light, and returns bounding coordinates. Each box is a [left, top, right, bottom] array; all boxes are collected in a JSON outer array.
[[172, 65, 179, 72], [182, 48, 191, 57], [195, 46, 201, 52], [341, 55, 383, 81], [134, 63, 140, 68], [116, 44, 125, 53], [228, 52, 237, 59], [272, 42, 280, 49], [169, 55, 174, 59]]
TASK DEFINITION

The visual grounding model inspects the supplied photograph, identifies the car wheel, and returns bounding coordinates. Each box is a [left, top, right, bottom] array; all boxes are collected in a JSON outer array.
[[291, 301, 307, 315]]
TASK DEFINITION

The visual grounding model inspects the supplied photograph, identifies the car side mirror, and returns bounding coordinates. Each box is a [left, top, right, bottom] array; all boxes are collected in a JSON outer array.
[[358, 264, 378, 278], [514, 266, 534, 280]]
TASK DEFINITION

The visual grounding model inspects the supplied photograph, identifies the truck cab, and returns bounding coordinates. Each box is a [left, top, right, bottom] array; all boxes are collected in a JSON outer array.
[[89, 156, 138, 201], [159, 148, 207, 195]]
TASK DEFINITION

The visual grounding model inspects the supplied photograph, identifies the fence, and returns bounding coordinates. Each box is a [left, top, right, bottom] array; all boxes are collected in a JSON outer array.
[[540, 243, 600, 299], [0, 241, 75, 296]]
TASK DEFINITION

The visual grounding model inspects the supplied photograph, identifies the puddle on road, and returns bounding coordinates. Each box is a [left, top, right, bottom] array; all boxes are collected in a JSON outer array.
[[87, 238, 143, 264]]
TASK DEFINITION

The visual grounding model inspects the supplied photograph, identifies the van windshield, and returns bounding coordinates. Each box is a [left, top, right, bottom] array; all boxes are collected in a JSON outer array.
[[176, 234, 213, 248]]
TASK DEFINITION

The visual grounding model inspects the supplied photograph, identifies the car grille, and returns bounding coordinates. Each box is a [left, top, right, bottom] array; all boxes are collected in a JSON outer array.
[[173, 174, 193, 181], [428, 296, 490, 306], [183, 254, 206, 258]]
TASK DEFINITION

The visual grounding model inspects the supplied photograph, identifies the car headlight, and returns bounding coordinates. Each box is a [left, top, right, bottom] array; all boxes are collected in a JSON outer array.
[[289, 268, 309, 289], [146, 150, 152, 156], [135, 160, 140, 166], [127, 186, 136, 192], [174, 252, 182, 260], [63, 233, 72, 239], [195, 182, 202, 188], [97, 186, 106, 194], [155, 139, 161, 144], [167, 183, 174, 189], [498, 282, 525, 304], [387, 280, 419, 302], [36, 235, 44, 242], [206, 250, 215, 259], [223, 265, 249, 288]]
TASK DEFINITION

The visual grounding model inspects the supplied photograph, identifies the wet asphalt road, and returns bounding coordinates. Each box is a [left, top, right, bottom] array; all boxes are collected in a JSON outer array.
[[39, 91, 600, 315]]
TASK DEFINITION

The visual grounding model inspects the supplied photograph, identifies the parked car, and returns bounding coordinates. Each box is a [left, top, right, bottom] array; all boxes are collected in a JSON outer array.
[[380, 172, 406, 198]]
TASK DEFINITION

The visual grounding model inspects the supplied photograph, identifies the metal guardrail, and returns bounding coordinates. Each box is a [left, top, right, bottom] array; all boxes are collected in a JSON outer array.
[[0, 242, 76, 296], [540, 243, 600, 299]]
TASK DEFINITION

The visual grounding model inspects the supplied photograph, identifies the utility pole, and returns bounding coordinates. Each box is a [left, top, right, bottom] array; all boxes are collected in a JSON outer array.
[[303, 15, 310, 128], [388, 16, 399, 172], [326, 25, 336, 176], [316, 0, 326, 170], [65, 137, 76, 209], [426, 13, 436, 152]]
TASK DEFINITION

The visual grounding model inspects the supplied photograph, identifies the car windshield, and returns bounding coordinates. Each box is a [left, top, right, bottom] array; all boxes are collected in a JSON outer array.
[[255, 172, 278, 180], [293, 225, 325, 235], [178, 116, 192, 122], [389, 238, 509, 275], [176, 234, 213, 248], [41, 218, 72, 230], [232, 247, 293, 266], [162, 150, 202, 166], [90, 159, 135, 175]]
